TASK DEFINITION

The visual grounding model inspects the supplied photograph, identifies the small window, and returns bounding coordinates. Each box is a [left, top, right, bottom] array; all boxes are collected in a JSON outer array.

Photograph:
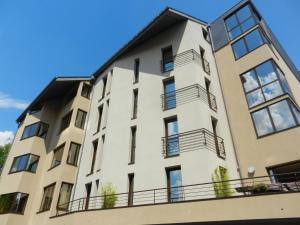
[[81, 83, 92, 99], [0, 192, 28, 214], [21, 122, 49, 140], [166, 167, 183, 202], [134, 58, 140, 83], [75, 109, 87, 129], [128, 173, 134, 206], [89, 140, 98, 174], [132, 89, 138, 119], [67, 142, 81, 166], [50, 144, 65, 169], [129, 126, 136, 164], [101, 77, 107, 99], [165, 117, 179, 157], [39, 183, 55, 212], [232, 28, 267, 59], [60, 111, 72, 132], [10, 154, 39, 173], [162, 46, 174, 73], [57, 182, 73, 211], [202, 28, 210, 42], [96, 106, 103, 133], [251, 99, 299, 137]]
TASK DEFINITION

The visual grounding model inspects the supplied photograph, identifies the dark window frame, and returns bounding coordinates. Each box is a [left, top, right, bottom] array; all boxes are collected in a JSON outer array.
[[49, 143, 65, 170], [133, 58, 140, 83], [75, 109, 87, 129], [132, 89, 138, 120], [240, 59, 293, 109], [251, 98, 300, 138], [81, 83, 92, 99], [39, 182, 56, 213], [0, 192, 29, 215], [164, 116, 179, 158], [163, 77, 176, 110], [166, 166, 182, 203], [128, 173, 134, 206], [129, 126, 136, 164], [56, 182, 73, 211], [95, 105, 103, 134], [21, 122, 49, 140], [59, 111, 73, 133], [66, 142, 81, 166], [161, 45, 174, 73], [9, 153, 40, 174]]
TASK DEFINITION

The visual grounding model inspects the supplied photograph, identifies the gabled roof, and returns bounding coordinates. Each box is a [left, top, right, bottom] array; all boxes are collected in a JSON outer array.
[[17, 76, 91, 123], [92, 7, 208, 79]]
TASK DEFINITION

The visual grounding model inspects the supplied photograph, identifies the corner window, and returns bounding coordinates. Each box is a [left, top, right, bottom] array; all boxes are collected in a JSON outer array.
[[21, 122, 49, 140], [57, 183, 73, 211], [81, 83, 92, 99], [225, 4, 259, 40], [241, 60, 292, 108], [251, 99, 300, 137], [75, 109, 87, 129], [50, 144, 65, 169], [161, 46, 174, 72], [60, 111, 72, 132], [10, 154, 39, 173], [67, 142, 81, 166], [0, 192, 28, 214], [232, 28, 267, 59], [39, 183, 55, 212]]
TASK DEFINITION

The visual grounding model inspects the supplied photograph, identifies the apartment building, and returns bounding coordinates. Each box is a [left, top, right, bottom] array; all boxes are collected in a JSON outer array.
[[0, 1, 299, 225]]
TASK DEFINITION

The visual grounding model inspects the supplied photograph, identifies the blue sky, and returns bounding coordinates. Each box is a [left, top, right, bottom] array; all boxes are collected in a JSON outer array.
[[0, 0, 299, 143]]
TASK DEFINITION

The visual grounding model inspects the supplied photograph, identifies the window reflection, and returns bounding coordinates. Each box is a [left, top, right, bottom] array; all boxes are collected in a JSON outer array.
[[252, 108, 274, 136]]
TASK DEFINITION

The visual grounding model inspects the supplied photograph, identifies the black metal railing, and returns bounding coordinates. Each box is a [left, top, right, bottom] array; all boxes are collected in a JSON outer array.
[[161, 84, 217, 111], [161, 128, 225, 158], [56, 172, 300, 216], [160, 49, 210, 73]]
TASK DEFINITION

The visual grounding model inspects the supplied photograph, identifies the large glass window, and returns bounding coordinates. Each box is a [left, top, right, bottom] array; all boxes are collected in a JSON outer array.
[[50, 144, 65, 169], [232, 28, 267, 59], [10, 154, 39, 173], [165, 117, 179, 157], [241, 60, 292, 108], [39, 183, 55, 212], [67, 142, 81, 166], [75, 109, 87, 129], [225, 4, 259, 40], [0, 192, 28, 214], [163, 78, 176, 110], [167, 168, 183, 202], [251, 99, 300, 137], [57, 183, 73, 211], [21, 122, 49, 140]]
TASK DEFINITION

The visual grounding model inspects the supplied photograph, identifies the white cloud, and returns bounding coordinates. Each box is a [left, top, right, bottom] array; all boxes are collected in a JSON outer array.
[[0, 131, 14, 146], [0, 92, 28, 110]]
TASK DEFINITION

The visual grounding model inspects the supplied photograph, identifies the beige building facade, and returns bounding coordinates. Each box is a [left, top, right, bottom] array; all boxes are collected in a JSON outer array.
[[0, 1, 299, 225]]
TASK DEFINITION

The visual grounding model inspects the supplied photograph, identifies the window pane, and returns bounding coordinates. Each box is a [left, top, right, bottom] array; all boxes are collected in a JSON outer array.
[[164, 79, 176, 109], [236, 5, 252, 22], [232, 39, 248, 59], [57, 183, 73, 210], [291, 103, 300, 124], [241, 17, 256, 32], [277, 67, 293, 96], [40, 184, 55, 211], [244, 29, 264, 51], [0, 193, 28, 214], [67, 143, 80, 165], [26, 155, 39, 172], [81, 84, 91, 99], [225, 15, 238, 31], [75, 110, 87, 129], [51, 146, 64, 168], [28, 123, 39, 137], [241, 70, 259, 92], [252, 108, 274, 136], [269, 100, 296, 131], [228, 26, 242, 40], [166, 119, 179, 156], [246, 89, 264, 107], [256, 61, 277, 85], [169, 169, 183, 202], [22, 126, 31, 139], [17, 155, 29, 171], [38, 123, 48, 139], [262, 81, 283, 101]]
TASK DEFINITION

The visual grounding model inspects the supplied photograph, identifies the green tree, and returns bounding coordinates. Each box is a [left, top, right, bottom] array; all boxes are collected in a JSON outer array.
[[0, 143, 11, 171], [100, 183, 118, 209], [212, 167, 234, 198]]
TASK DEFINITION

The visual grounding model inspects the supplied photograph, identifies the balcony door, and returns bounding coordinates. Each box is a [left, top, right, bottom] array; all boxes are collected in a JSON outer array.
[[167, 168, 183, 202], [165, 117, 179, 157], [163, 78, 176, 110]]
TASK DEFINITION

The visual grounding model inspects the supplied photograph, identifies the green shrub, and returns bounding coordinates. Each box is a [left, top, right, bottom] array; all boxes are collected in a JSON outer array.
[[252, 183, 268, 194], [100, 183, 117, 209], [212, 167, 234, 198]]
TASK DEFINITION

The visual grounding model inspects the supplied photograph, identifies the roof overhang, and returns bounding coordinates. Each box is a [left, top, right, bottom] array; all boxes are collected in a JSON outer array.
[[16, 76, 91, 123]]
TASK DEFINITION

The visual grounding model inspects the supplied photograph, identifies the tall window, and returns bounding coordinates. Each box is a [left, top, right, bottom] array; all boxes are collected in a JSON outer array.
[[10, 154, 39, 173], [211, 117, 221, 157], [50, 144, 65, 169], [163, 78, 176, 110], [166, 167, 183, 202], [165, 117, 179, 157], [60, 111, 72, 132], [85, 182, 92, 210], [251, 99, 300, 137], [202, 28, 210, 42], [75, 109, 87, 129], [57, 183, 73, 211], [40, 183, 55, 212], [81, 83, 92, 99], [241, 60, 292, 108], [128, 174, 134, 206], [0, 192, 28, 214], [21, 122, 49, 140], [225, 4, 259, 40], [162, 46, 174, 72], [134, 59, 140, 83], [96, 106, 103, 133], [101, 77, 107, 99], [129, 126, 136, 164], [89, 140, 98, 174], [132, 89, 138, 119], [232, 28, 267, 59], [67, 142, 81, 166], [107, 70, 113, 95]]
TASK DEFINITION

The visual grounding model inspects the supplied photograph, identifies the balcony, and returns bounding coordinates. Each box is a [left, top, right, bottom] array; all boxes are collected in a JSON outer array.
[[160, 49, 210, 74], [56, 172, 300, 217], [161, 128, 225, 158], [161, 84, 217, 111]]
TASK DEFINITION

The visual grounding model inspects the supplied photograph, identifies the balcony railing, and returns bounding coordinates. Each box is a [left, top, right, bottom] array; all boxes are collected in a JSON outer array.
[[161, 84, 217, 111], [56, 172, 300, 216], [161, 128, 225, 159], [160, 49, 210, 74]]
